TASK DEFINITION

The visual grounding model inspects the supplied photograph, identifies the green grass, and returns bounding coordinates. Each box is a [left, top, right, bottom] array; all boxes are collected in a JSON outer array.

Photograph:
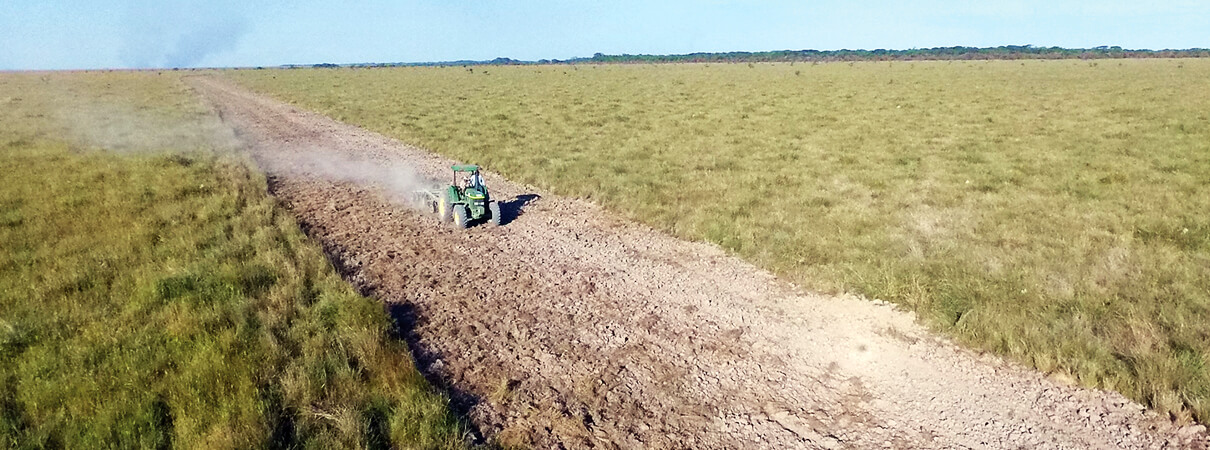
[[0, 73, 464, 448], [230, 59, 1210, 423]]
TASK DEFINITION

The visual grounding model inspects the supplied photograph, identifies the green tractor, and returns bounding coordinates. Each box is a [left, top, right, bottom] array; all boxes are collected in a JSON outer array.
[[434, 165, 501, 229]]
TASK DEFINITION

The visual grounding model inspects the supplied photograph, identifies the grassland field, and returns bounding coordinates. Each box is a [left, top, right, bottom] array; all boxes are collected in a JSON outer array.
[[230, 59, 1210, 422], [0, 72, 463, 448]]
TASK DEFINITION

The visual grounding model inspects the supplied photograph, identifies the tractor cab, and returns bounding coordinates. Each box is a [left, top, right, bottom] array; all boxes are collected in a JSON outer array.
[[452, 164, 488, 201]]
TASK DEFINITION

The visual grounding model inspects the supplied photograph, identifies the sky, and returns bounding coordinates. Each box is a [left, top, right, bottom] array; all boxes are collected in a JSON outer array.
[[1, 0, 1207, 70]]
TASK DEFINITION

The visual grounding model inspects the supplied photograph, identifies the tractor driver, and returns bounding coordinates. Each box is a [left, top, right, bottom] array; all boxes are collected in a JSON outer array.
[[468, 171, 485, 190]]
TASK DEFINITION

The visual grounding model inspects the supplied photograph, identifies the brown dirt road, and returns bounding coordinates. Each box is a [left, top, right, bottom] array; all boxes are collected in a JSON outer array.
[[188, 76, 1207, 449]]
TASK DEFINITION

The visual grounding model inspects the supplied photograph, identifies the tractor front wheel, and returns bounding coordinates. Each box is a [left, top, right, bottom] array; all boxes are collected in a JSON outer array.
[[453, 206, 468, 229], [489, 201, 502, 226]]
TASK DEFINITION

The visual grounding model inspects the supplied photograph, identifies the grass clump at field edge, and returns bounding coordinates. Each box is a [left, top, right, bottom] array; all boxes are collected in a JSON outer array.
[[231, 60, 1210, 422], [0, 73, 463, 448]]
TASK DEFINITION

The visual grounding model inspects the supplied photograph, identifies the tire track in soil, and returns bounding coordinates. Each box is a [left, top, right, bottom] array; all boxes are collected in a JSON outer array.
[[189, 76, 1207, 449]]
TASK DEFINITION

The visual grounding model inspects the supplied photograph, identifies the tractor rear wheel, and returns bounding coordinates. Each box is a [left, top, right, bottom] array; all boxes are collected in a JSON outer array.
[[489, 201, 502, 226], [438, 193, 452, 223], [453, 206, 468, 229]]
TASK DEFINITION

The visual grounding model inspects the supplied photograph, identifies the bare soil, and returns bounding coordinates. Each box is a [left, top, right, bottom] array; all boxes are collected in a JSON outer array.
[[189, 76, 1207, 449]]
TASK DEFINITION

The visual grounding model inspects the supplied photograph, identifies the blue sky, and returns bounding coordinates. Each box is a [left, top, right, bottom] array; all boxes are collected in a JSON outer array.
[[1, 1, 1207, 70]]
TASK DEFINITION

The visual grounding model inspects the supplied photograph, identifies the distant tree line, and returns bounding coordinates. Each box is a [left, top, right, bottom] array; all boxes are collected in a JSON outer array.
[[281, 45, 1209, 69], [576, 46, 1209, 64]]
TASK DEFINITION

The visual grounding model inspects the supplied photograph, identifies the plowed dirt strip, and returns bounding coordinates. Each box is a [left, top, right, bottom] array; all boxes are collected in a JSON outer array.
[[189, 76, 1206, 449]]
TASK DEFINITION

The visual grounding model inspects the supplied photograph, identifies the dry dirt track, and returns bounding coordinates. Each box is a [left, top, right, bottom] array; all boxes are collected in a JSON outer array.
[[189, 76, 1208, 449]]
